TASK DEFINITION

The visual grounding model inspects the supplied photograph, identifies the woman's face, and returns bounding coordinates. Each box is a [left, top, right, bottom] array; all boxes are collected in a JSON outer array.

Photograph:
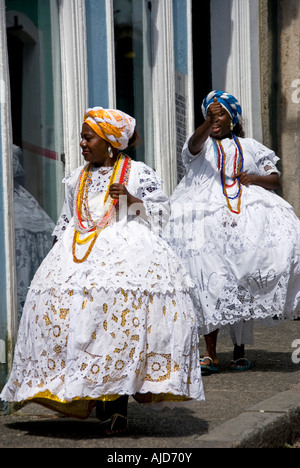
[[80, 123, 113, 166], [208, 107, 232, 139]]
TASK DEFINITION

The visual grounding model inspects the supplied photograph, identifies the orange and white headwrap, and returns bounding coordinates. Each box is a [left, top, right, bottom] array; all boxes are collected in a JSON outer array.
[[83, 107, 136, 150]]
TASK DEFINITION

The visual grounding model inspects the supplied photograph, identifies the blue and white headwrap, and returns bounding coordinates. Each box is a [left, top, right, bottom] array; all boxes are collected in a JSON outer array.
[[201, 91, 242, 126]]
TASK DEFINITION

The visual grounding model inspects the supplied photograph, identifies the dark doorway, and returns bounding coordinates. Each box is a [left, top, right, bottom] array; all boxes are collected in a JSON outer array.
[[192, 0, 212, 128], [7, 32, 23, 148]]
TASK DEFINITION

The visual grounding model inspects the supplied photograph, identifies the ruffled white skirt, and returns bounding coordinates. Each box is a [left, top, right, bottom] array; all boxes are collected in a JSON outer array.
[[1, 218, 204, 418], [167, 184, 300, 341]]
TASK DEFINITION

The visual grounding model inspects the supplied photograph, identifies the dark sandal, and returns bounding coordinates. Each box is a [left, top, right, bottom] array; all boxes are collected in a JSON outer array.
[[100, 413, 128, 435], [230, 358, 251, 371]]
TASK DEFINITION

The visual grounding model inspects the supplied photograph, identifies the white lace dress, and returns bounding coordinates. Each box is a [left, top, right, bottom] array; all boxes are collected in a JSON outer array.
[[166, 136, 300, 344], [1, 159, 204, 418]]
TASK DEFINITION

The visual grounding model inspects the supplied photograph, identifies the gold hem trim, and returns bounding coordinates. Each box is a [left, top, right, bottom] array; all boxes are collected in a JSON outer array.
[[23, 391, 191, 419], [24, 391, 121, 419]]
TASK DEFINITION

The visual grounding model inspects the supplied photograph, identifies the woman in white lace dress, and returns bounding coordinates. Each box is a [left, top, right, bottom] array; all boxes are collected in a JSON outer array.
[[1, 108, 203, 434], [167, 91, 300, 373]]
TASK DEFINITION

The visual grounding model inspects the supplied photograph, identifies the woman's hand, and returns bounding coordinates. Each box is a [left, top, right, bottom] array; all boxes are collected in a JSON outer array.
[[206, 97, 224, 125], [109, 183, 129, 200], [232, 172, 254, 186], [109, 183, 145, 215], [233, 172, 281, 190], [189, 98, 228, 155]]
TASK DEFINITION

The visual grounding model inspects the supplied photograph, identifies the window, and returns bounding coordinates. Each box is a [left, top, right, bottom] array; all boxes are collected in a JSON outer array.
[[6, 0, 64, 321], [114, 0, 154, 166], [6, 0, 64, 221]]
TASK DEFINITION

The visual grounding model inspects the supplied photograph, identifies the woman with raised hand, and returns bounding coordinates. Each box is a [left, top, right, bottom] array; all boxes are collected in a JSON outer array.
[[167, 91, 300, 374]]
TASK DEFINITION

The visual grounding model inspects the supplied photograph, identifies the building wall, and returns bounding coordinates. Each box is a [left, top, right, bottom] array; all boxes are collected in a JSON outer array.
[[277, 0, 300, 217], [259, 0, 279, 153]]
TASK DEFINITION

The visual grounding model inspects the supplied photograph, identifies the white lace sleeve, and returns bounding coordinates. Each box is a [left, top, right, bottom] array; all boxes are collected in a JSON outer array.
[[250, 139, 281, 176], [52, 199, 71, 240], [135, 163, 170, 234], [182, 136, 207, 169], [52, 167, 82, 239]]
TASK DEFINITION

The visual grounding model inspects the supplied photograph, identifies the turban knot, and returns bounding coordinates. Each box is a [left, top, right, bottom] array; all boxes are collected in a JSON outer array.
[[201, 91, 242, 126], [84, 107, 136, 150]]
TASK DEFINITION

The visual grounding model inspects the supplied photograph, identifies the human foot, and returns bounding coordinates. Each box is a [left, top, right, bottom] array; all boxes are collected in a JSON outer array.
[[200, 356, 220, 374]]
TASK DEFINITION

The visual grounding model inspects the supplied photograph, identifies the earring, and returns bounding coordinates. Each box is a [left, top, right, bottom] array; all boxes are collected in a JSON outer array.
[[230, 121, 234, 131], [108, 146, 113, 158]]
